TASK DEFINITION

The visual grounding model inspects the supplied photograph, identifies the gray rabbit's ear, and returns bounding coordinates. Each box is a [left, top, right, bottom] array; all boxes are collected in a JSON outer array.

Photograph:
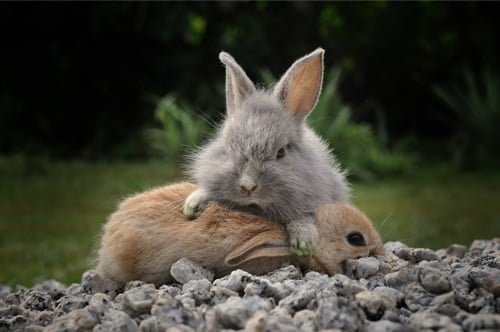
[[219, 52, 256, 115], [273, 48, 325, 121], [225, 229, 290, 267]]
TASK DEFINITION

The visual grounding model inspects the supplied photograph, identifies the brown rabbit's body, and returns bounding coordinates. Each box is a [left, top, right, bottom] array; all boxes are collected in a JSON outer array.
[[97, 183, 383, 286]]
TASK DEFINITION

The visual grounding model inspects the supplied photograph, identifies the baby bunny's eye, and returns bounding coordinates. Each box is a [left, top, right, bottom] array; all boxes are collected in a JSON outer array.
[[347, 232, 366, 247], [276, 147, 286, 160]]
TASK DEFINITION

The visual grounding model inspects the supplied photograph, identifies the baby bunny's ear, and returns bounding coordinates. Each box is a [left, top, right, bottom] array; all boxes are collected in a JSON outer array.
[[225, 229, 290, 266], [219, 52, 256, 115], [273, 48, 324, 122]]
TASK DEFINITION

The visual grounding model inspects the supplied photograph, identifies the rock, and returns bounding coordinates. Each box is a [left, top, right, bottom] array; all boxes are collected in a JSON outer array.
[[383, 241, 409, 254], [212, 269, 255, 293], [345, 256, 381, 279], [372, 286, 404, 310], [278, 281, 318, 314], [394, 247, 439, 263], [408, 312, 461, 331], [365, 320, 405, 332], [32, 280, 66, 301], [469, 266, 500, 296], [22, 291, 54, 311], [404, 282, 434, 312], [419, 266, 451, 294], [447, 244, 468, 258], [293, 309, 317, 332], [316, 293, 366, 331], [121, 283, 158, 317], [208, 286, 239, 305], [150, 295, 198, 329], [181, 279, 212, 306], [81, 270, 122, 298], [384, 268, 417, 290], [355, 291, 385, 320], [463, 313, 500, 331], [214, 296, 273, 329], [331, 274, 367, 296], [263, 265, 302, 283], [93, 309, 138, 332], [170, 258, 215, 284]]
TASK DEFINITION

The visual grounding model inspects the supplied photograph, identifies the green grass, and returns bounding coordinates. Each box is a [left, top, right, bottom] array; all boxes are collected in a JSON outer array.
[[0, 160, 498, 287]]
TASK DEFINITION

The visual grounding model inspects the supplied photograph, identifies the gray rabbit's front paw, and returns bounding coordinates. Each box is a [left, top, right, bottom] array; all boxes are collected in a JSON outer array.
[[286, 219, 319, 257], [183, 189, 209, 220]]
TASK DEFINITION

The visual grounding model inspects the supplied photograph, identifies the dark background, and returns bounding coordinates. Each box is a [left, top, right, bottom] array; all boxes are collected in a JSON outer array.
[[1, 1, 499, 161]]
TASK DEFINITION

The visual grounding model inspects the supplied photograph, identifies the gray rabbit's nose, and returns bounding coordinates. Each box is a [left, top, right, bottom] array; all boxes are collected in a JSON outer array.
[[240, 183, 258, 193]]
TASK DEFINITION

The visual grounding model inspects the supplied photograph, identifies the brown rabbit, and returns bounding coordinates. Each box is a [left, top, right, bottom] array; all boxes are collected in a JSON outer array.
[[96, 183, 383, 286]]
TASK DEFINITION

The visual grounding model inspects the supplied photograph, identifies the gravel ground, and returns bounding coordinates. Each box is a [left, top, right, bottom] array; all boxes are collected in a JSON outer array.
[[1, 238, 499, 331]]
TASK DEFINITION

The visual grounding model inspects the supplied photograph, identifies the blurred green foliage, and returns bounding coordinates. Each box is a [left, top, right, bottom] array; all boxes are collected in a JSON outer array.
[[1, 1, 499, 168], [145, 94, 212, 161], [433, 69, 500, 170]]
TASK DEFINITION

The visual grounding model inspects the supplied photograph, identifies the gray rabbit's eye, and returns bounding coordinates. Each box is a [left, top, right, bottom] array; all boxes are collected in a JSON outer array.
[[276, 147, 286, 160], [347, 232, 366, 246]]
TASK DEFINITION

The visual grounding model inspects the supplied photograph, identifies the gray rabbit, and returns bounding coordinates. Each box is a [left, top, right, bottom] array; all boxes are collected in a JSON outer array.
[[183, 48, 349, 256]]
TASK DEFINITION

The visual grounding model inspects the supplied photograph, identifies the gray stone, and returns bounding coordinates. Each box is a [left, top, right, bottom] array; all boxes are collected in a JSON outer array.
[[316, 294, 366, 331], [419, 266, 451, 294], [394, 247, 439, 263], [138, 317, 160, 331], [54, 295, 88, 315], [182, 279, 212, 305], [122, 284, 158, 317], [278, 280, 318, 314], [150, 296, 198, 329], [293, 309, 317, 332], [408, 312, 461, 331], [170, 258, 214, 284], [331, 274, 367, 296], [447, 244, 468, 258], [372, 286, 404, 310], [208, 286, 239, 305], [355, 290, 385, 320], [383, 241, 409, 255], [213, 269, 255, 293], [81, 270, 122, 298], [93, 309, 138, 332], [33, 280, 66, 301], [263, 265, 302, 283], [47, 307, 99, 331], [244, 278, 282, 301], [469, 266, 500, 296], [214, 296, 273, 329], [404, 282, 434, 312], [22, 291, 54, 311], [463, 313, 500, 331], [345, 256, 381, 280], [384, 268, 417, 290], [365, 320, 405, 332]]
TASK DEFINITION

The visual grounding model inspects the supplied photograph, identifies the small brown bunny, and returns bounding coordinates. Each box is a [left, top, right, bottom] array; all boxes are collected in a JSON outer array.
[[97, 183, 383, 286]]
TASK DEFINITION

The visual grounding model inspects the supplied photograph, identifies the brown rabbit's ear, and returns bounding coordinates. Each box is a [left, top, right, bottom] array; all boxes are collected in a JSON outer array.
[[225, 229, 291, 267], [219, 52, 256, 115], [273, 48, 324, 122]]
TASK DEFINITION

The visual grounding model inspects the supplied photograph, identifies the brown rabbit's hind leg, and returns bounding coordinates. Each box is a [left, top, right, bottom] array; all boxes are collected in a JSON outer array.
[[286, 217, 318, 257], [183, 188, 210, 220]]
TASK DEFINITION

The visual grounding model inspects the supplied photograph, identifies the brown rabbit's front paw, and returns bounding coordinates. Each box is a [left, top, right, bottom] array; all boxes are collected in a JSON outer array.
[[183, 189, 208, 220], [286, 220, 319, 257]]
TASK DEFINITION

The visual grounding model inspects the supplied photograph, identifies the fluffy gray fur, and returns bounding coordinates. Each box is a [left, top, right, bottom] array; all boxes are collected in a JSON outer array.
[[184, 48, 349, 254]]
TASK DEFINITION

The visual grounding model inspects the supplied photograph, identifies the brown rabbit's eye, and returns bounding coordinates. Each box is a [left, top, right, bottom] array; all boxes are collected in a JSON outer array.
[[276, 147, 286, 159], [347, 232, 366, 246]]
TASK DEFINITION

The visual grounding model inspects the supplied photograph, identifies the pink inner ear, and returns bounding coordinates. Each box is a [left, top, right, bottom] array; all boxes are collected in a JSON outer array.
[[286, 56, 323, 117]]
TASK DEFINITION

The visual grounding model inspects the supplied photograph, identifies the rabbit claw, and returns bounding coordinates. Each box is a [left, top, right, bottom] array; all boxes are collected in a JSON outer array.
[[286, 220, 318, 257], [183, 189, 208, 220], [290, 244, 315, 257]]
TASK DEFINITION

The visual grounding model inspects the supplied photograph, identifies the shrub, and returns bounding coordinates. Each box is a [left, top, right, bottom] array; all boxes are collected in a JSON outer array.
[[433, 68, 500, 170]]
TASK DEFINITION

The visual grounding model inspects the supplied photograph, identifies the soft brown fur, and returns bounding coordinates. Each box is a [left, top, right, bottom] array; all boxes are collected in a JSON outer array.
[[97, 182, 383, 286]]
